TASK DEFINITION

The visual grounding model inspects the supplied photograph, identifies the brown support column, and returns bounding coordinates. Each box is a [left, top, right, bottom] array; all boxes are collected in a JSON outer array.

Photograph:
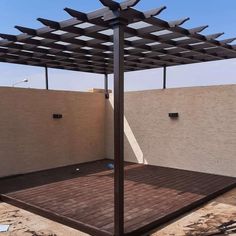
[[113, 22, 125, 236], [104, 73, 109, 99], [98, 2, 139, 235], [45, 66, 49, 90], [163, 66, 167, 89]]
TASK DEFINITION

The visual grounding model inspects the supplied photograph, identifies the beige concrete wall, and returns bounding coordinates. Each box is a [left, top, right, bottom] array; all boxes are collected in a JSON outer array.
[[105, 85, 236, 177], [2, 85, 236, 178], [0, 87, 105, 177]]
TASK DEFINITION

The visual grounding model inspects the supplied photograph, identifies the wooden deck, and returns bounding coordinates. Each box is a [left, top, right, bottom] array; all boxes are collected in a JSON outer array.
[[0, 159, 235, 236]]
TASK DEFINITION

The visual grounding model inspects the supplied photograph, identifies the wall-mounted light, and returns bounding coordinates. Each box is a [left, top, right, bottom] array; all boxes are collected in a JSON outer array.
[[169, 113, 179, 119], [53, 114, 63, 119]]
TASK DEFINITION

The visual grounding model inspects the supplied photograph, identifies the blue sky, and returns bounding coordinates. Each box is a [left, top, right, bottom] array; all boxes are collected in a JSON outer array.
[[0, 0, 236, 91]]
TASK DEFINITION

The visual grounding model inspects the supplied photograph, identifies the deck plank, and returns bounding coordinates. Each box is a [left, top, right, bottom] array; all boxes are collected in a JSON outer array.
[[0, 160, 235, 236]]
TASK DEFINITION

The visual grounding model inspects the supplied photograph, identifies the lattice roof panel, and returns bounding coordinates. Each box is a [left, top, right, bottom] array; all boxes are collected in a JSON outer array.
[[0, 0, 235, 74]]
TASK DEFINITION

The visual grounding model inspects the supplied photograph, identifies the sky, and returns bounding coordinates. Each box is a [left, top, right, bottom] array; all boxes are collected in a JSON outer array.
[[0, 0, 236, 91]]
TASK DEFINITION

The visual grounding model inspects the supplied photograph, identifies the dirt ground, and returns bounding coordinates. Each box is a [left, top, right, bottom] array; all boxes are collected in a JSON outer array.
[[0, 202, 87, 236], [0, 189, 236, 236], [153, 188, 236, 236]]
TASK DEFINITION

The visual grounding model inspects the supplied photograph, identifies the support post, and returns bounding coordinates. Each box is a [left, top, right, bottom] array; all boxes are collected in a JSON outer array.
[[104, 73, 109, 99], [45, 66, 49, 90], [98, 2, 140, 235], [113, 23, 125, 236], [163, 66, 167, 89]]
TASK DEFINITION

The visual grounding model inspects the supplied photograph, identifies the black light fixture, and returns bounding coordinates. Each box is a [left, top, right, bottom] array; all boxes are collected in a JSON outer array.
[[53, 114, 63, 119], [169, 113, 179, 119]]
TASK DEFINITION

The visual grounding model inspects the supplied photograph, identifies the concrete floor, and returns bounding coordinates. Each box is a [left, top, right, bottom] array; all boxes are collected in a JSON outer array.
[[1, 189, 236, 236]]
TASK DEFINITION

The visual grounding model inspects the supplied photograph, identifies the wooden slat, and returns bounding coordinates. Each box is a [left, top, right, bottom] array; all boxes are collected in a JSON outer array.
[[0, 1, 236, 73], [0, 159, 235, 236]]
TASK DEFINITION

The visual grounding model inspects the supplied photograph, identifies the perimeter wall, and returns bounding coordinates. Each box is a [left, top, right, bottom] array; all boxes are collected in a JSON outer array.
[[1, 84, 236, 178], [105, 84, 236, 177], [0, 87, 105, 177]]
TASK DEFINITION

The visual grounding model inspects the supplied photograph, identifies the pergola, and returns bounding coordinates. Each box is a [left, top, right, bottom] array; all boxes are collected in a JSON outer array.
[[0, 0, 236, 235]]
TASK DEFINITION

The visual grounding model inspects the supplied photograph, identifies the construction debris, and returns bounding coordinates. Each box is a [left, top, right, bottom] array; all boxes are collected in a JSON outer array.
[[152, 188, 236, 236], [0, 224, 10, 232]]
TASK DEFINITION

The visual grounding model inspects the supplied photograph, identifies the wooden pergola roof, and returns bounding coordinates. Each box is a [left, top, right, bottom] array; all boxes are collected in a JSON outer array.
[[0, 0, 236, 74]]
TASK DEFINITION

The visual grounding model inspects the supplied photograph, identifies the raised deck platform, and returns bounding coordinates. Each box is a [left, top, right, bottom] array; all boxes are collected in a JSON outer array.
[[0, 160, 235, 236]]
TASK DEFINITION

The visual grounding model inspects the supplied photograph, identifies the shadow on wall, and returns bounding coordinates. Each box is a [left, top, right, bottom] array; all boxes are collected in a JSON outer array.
[[105, 96, 145, 164], [105, 85, 236, 177]]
